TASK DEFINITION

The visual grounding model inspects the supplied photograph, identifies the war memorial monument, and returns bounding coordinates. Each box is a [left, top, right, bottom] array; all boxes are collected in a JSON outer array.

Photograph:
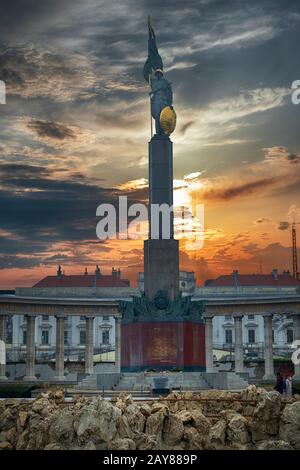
[[119, 18, 206, 372]]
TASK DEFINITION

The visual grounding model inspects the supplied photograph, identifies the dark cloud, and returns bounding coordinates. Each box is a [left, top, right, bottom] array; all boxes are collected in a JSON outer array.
[[28, 120, 75, 140], [203, 177, 279, 201], [278, 221, 290, 230], [287, 153, 300, 164], [0, 163, 146, 269]]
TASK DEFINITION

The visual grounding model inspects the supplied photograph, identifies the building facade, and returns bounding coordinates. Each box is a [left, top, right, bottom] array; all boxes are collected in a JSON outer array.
[[7, 266, 130, 361], [197, 269, 300, 355]]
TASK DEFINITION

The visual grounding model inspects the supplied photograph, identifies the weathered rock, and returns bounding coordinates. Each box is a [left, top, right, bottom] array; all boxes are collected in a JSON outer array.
[[110, 438, 136, 450], [151, 403, 169, 415], [5, 427, 17, 446], [0, 441, 13, 450], [44, 443, 64, 450], [221, 410, 250, 446], [124, 403, 146, 433], [257, 440, 294, 450], [0, 408, 16, 432], [183, 426, 205, 450], [16, 430, 29, 450], [140, 404, 152, 417], [162, 414, 184, 446], [190, 410, 211, 436], [76, 398, 121, 446], [18, 411, 28, 428], [48, 411, 76, 447], [250, 391, 281, 443], [145, 411, 165, 442], [208, 419, 226, 450], [136, 433, 160, 450], [279, 401, 300, 449], [176, 410, 192, 424], [117, 411, 131, 437]]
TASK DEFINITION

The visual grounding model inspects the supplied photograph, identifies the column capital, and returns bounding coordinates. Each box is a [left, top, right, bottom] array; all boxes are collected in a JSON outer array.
[[262, 313, 273, 319], [25, 314, 37, 319], [203, 314, 214, 321], [55, 314, 67, 320], [233, 314, 244, 320]]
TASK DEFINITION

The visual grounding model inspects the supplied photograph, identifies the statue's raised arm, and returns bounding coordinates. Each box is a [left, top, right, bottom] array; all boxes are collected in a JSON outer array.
[[143, 17, 176, 136]]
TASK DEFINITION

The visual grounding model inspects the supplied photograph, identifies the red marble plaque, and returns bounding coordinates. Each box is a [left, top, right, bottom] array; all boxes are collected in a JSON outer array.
[[121, 321, 205, 371]]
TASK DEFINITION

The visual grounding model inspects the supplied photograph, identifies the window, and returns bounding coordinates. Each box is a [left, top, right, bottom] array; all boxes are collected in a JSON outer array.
[[272, 329, 275, 344], [23, 330, 27, 345], [102, 316, 110, 322], [41, 330, 49, 345], [225, 315, 232, 321], [64, 331, 69, 345], [80, 330, 86, 345], [248, 315, 255, 320], [102, 330, 110, 345], [43, 315, 49, 321], [287, 329, 293, 344], [248, 329, 256, 344], [225, 329, 233, 344], [80, 316, 85, 322]]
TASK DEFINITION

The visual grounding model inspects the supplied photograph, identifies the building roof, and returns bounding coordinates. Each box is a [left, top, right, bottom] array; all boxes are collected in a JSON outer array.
[[33, 274, 130, 288], [205, 271, 300, 287]]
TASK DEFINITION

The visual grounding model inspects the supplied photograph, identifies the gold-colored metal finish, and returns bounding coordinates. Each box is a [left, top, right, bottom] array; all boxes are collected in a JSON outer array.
[[160, 106, 177, 135]]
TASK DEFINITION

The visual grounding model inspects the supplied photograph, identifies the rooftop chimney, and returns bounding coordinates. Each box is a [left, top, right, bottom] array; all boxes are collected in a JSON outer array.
[[272, 269, 278, 280], [95, 265, 101, 277], [233, 270, 238, 288], [57, 265, 62, 279]]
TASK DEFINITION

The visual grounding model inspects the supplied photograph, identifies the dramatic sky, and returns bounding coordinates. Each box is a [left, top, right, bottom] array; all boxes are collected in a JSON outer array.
[[0, 0, 300, 288]]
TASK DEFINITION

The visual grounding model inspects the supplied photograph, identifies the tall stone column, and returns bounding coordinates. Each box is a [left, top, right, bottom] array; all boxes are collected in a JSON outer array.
[[115, 317, 121, 373], [293, 315, 300, 379], [204, 316, 214, 373], [234, 315, 244, 373], [54, 316, 65, 381], [263, 314, 274, 380], [24, 315, 37, 381], [0, 315, 8, 380], [85, 316, 94, 375]]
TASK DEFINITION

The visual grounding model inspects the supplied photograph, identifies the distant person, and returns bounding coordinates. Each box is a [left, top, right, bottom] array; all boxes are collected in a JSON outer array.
[[285, 374, 293, 398], [274, 372, 285, 394]]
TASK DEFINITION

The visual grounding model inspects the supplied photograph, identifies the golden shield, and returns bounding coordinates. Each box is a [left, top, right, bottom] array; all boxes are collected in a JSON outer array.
[[160, 106, 177, 135]]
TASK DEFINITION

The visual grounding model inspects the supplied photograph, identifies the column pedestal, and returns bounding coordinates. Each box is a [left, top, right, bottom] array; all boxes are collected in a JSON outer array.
[[204, 316, 214, 373], [293, 315, 300, 380], [115, 318, 121, 373], [85, 317, 94, 375], [53, 316, 66, 381], [263, 314, 274, 380], [234, 315, 244, 374], [24, 315, 37, 381], [0, 315, 8, 381]]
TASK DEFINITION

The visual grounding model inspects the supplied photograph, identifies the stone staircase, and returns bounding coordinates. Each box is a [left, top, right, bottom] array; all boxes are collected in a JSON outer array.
[[75, 371, 248, 392], [115, 372, 211, 392], [226, 372, 249, 390], [76, 374, 98, 390]]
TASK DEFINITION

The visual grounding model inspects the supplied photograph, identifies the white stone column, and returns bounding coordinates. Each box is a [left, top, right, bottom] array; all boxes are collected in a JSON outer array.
[[234, 315, 244, 373], [0, 315, 8, 381], [24, 315, 37, 381], [115, 317, 121, 373], [293, 315, 300, 379], [263, 314, 274, 379], [53, 316, 65, 381], [85, 316, 94, 375], [204, 316, 214, 373]]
